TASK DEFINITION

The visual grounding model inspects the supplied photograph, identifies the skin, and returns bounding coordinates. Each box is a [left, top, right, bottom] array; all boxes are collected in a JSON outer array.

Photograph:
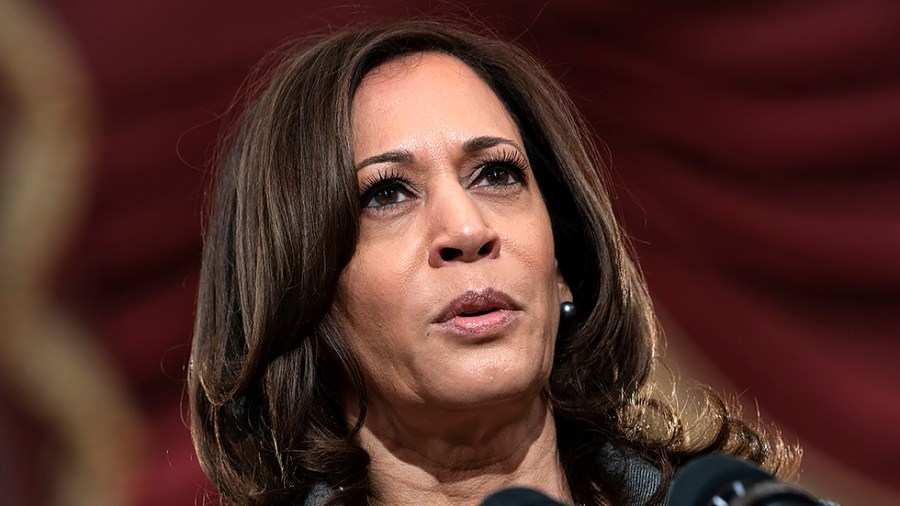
[[336, 52, 573, 505]]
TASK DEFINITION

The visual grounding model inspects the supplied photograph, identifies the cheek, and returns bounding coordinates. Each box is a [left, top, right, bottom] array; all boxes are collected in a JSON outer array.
[[509, 204, 557, 281], [336, 261, 389, 339], [334, 260, 423, 401], [334, 243, 420, 354], [334, 270, 393, 383]]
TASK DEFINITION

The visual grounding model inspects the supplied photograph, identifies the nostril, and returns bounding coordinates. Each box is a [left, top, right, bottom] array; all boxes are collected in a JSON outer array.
[[477, 242, 492, 256], [440, 248, 462, 261]]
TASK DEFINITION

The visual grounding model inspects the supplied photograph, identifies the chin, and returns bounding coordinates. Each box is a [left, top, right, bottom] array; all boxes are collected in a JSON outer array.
[[421, 361, 550, 412]]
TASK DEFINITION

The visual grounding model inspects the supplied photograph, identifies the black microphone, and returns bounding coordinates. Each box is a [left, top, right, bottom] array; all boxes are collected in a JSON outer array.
[[479, 487, 567, 506], [667, 455, 819, 506]]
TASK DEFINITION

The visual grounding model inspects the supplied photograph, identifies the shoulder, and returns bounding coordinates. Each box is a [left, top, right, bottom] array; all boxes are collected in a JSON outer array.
[[304, 482, 333, 506], [597, 444, 663, 506]]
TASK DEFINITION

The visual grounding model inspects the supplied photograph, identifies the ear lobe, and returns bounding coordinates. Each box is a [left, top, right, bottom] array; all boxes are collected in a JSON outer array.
[[556, 268, 573, 303]]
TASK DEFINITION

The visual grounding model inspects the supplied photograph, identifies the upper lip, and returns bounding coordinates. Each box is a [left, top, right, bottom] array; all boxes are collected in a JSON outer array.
[[434, 289, 520, 323]]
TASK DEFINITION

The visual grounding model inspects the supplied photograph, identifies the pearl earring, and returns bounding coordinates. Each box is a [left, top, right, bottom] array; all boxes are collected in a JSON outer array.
[[560, 301, 576, 321]]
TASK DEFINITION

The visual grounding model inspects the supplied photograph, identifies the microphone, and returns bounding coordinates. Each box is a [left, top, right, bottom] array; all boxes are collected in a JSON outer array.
[[479, 487, 567, 506], [667, 454, 819, 506]]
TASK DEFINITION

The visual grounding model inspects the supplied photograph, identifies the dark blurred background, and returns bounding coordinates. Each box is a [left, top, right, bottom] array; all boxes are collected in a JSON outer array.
[[1, 1, 897, 504]]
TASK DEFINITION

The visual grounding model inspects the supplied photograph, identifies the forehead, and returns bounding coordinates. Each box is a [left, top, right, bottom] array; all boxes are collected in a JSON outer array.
[[351, 52, 522, 157]]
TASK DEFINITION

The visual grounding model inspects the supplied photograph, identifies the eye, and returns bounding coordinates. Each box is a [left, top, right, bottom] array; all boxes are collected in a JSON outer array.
[[471, 149, 529, 188], [475, 166, 521, 187], [360, 178, 414, 209]]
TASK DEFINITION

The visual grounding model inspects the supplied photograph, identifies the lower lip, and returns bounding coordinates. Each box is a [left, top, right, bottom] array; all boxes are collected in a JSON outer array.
[[435, 309, 518, 337]]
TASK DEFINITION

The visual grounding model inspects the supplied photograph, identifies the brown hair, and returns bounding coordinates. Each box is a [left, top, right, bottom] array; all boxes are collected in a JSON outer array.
[[189, 19, 796, 506]]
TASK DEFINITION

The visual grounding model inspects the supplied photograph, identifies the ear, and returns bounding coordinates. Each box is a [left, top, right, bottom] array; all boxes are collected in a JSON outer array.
[[556, 264, 573, 303]]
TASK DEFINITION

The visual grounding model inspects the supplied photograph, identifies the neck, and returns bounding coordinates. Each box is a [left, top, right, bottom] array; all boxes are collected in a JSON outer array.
[[353, 397, 572, 506]]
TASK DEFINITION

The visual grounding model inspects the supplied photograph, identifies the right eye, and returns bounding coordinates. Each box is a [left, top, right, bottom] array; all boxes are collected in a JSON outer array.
[[360, 179, 414, 209]]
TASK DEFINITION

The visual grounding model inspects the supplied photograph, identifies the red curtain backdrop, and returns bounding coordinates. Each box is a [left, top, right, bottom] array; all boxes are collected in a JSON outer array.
[[2, 0, 896, 504]]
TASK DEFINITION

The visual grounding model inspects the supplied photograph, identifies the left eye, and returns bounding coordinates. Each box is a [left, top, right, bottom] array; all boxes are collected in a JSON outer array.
[[474, 165, 521, 187]]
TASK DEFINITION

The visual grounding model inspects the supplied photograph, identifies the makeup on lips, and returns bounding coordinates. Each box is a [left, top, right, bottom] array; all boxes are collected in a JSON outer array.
[[433, 288, 521, 337]]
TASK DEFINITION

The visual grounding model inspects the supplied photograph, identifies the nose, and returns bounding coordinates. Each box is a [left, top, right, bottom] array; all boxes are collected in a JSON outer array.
[[427, 187, 500, 267]]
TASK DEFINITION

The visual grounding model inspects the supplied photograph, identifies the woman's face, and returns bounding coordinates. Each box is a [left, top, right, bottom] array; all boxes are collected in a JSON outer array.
[[337, 52, 570, 417]]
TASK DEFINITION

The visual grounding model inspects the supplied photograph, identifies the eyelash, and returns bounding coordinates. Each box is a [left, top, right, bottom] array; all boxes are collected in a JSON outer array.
[[358, 149, 530, 210], [358, 167, 410, 210], [359, 167, 405, 198], [474, 149, 530, 188]]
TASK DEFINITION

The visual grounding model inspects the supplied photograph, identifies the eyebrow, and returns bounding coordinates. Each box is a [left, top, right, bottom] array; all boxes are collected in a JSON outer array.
[[354, 136, 524, 171], [355, 150, 413, 171], [462, 136, 524, 155]]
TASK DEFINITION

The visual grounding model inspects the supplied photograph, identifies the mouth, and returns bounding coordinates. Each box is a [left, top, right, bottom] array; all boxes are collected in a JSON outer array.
[[457, 308, 496, 317], [435, 288, 518, 323]]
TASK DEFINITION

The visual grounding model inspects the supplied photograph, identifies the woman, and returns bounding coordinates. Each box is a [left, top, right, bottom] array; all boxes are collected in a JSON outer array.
[[189, 20, 796, 505]]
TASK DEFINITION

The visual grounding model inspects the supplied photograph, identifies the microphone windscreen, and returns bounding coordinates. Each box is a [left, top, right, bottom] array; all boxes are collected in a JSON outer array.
[[667, 454, 820, 506], [668, 455, 773, 506], [479, 487, 567, 506]]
